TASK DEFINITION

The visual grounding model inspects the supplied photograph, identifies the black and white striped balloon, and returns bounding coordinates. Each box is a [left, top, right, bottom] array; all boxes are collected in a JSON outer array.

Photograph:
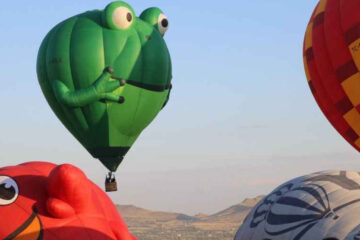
[[235, 170, 360, 240]]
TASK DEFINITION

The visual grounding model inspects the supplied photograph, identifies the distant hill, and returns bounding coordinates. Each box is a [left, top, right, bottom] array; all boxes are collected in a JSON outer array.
[[117, 204, 184, 221], [202, 195, 264, 223], [117, 195, 264, 240]]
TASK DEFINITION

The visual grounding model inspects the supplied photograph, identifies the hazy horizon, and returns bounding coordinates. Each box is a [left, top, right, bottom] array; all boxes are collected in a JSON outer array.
[[1, 0, 360, 215]]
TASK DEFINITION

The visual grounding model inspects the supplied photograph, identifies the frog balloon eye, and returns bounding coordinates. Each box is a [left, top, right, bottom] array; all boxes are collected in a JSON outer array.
[[0, 176, 18, 205], [103, 2, 135, 30], [113, 7, 133, 29], [140, 8, 169, 36], [158, 13, 169, 35]]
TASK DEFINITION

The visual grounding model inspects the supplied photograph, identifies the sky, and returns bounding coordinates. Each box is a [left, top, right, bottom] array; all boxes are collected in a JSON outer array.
[[1, 0, 360, 215]]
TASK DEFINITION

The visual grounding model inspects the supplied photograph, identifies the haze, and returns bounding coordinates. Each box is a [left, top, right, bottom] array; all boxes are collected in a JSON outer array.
[[0, 0, 359, 215]]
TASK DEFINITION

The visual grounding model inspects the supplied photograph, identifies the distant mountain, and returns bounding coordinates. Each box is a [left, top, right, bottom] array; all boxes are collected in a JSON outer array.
[[117, 195, 264, 240], [117, 204, 185, 221], [203, 195, 264, 223]]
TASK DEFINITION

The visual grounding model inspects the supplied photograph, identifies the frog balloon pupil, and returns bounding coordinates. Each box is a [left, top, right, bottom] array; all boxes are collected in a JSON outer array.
[[162, 19, 168, 27], [126, 12, 132, 22]]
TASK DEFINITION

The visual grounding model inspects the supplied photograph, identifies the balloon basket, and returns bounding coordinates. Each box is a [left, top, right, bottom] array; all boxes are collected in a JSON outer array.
[[105, 181, 117, 192], [105, 172, 117, 192]]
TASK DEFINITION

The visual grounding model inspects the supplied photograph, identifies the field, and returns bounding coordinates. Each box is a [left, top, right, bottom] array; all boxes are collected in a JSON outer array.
[[118, 196, 263, 240]]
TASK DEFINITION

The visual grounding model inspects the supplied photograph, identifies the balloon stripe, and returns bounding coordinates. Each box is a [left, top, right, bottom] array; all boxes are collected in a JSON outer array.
[[304, 11, 344, 139], [335, 96, 354, 114], [72, 18, 109, 135], [335, 60, 358, 83], [303, 7, 318, 98], [312, 0, 352, 140], [339, 0, 360, 37], [305, 48, 314, 62], [345, 23, 360, 45], [308, 183, 331, 209], [266, 219, 318, 235], [333, 198, 360, 212], [316, 0, 328, 13], [124, 32, 144, 136], [46, 19, 91, 141], [276, 197, 324, 213], [293, 222, 317, 240], [303, 4, 319, 92], [59, 18, 91, 135], [304, 48, 335, 129], [313, 12, 325, 28], [293, 186, 328, 210], [345, 127, 360, 143], [339, 71, 360, 114], [324, 0, 351, 66], [38, 28, 88, 145], [305, 173, 360, 190], [267, 211, 321, 225]]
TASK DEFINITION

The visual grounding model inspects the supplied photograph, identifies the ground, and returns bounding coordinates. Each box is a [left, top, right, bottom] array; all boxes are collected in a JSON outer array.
[[118, 196, 263, 240]]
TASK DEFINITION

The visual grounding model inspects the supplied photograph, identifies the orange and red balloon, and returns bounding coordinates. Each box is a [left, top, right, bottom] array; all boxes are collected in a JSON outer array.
[[304, 0, 360, 151]]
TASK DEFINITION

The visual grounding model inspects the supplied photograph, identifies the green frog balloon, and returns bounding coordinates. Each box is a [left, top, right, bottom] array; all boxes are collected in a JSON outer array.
[[37, 1, 172, 191]]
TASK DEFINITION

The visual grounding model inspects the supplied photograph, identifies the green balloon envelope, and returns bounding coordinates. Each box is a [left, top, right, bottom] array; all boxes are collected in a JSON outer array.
[[37, 1, 172, 172]]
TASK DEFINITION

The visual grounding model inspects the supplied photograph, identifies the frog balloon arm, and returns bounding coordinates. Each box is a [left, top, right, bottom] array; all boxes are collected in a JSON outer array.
[[53, 68, 124, 108], [53, 80, 99, 108]]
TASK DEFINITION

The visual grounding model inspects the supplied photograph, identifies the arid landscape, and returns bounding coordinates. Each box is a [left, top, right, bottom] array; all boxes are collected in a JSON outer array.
[[118, 196, 263, 240]]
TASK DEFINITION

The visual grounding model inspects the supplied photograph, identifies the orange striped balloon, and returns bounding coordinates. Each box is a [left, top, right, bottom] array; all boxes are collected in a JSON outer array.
[[304, 0, 360, 151]]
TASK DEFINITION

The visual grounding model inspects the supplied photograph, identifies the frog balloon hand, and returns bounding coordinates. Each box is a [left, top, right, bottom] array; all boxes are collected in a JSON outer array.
[[52, 67, 125, 108], [94, 67, 126, 103]]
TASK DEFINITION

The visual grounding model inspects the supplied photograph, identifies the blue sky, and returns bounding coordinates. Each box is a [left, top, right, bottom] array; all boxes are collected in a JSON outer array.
[[1, 0, 359, 215]]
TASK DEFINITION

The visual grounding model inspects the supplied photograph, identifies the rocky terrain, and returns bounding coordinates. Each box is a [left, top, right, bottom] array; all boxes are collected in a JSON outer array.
[[118, 196, 263, 240]]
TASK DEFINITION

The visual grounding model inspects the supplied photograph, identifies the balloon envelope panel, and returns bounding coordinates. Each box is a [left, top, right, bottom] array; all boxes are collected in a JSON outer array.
[[235, 170, 360, 240]]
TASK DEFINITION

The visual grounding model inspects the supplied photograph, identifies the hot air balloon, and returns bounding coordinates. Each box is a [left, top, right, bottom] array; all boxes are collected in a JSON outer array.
[[303, 0, 360, 152], [36, 1, 172, 191], [234, 170, 360, 240], [0, 162, 137, 240]]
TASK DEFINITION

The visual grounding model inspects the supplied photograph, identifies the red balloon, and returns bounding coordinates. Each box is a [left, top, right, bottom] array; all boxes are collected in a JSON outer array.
[[0, 162, 137, 240], [303, 0, 360, 151]]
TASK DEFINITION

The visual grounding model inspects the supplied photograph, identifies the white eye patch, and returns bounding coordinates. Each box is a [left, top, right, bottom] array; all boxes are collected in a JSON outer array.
[[0, 176, 18, 205]]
